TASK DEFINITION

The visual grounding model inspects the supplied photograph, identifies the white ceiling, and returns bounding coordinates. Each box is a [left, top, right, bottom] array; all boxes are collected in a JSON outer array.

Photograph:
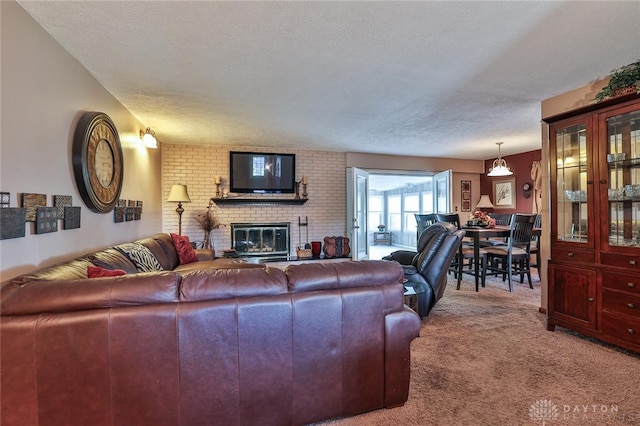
[[17, 1, 640, 160]]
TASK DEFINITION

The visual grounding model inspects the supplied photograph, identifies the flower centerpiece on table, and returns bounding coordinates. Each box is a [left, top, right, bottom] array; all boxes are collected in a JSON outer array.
[[468, 210, 494, 227], [195, 203, 220, 249]]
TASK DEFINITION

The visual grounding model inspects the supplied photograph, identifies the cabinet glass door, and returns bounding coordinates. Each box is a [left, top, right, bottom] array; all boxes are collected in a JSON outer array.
[[554, 123, 589, 243], [605, 108, 640, 248]]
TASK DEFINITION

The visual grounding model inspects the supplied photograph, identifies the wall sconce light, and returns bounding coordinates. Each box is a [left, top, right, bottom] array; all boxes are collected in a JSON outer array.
[[140, 127, 158, 149], [487, 142, 513, 177], [167, 184, 191, 235]]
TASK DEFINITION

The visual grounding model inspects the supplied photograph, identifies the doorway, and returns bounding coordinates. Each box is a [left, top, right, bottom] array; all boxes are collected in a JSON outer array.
[[367, 171, 450, 259]]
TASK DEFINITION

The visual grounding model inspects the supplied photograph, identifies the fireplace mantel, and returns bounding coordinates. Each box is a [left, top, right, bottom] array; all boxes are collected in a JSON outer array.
[[212, 198, 307, 206]]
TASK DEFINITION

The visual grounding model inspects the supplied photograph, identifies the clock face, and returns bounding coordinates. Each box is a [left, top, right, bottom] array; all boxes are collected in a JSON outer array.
[[95, 137, 115, 188], [72, 112, 123, 213]]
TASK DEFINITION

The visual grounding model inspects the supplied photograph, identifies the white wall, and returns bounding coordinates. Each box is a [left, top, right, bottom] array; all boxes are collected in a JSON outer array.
[[0, 1, 162, 279]]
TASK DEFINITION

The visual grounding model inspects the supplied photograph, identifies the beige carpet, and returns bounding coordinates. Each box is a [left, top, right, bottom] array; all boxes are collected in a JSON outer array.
[[320, 275, 640, 426]]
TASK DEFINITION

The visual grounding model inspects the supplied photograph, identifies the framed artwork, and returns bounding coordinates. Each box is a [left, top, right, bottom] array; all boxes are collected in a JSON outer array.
[[461, 180, 471, 212], [493, 178, 516, 209]]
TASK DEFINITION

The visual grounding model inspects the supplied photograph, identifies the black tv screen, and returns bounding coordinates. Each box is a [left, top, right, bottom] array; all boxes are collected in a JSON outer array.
[[229, 151, 296, 194]]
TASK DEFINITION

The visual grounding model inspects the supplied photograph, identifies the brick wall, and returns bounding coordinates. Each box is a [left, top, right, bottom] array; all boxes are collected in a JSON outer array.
[[162, 144, 347, 254]]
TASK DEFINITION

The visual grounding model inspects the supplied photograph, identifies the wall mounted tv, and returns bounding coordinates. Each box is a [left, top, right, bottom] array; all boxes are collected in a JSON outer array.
[[229, 151, 296, 194]]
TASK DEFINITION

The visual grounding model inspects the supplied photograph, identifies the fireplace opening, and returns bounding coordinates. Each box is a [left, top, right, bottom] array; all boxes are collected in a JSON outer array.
[[231, 222, 290, 260]]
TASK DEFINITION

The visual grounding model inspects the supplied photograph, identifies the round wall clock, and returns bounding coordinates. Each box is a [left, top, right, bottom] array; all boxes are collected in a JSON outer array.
[[72, 112, 124, 213]]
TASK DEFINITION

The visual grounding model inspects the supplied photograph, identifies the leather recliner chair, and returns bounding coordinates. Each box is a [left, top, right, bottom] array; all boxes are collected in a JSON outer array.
[[383, 222, 465, 318]]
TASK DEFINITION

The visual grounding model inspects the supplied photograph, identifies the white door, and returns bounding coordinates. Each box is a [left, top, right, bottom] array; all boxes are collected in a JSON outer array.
[[346, 167, 369, 260], [434, 169, 452, 213]]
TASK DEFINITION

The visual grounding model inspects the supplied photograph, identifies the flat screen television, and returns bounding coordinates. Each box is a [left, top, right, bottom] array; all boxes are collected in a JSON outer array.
[[229, 151, 296, 194]]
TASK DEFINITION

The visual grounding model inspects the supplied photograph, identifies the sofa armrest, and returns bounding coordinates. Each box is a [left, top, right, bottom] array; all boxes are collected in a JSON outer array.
[[194, 249, 215, 261], [384, 307, 421, 407], [382, 251, 416, 266]]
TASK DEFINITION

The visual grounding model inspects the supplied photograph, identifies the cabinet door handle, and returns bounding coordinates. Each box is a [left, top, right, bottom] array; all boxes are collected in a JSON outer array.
[[567, 252, 575, 257], [599, 179, 607, 184], [628, 303, 636, 309], [628, 282, 637, 288], [630, 260, 637, 266], [586, 180, 594, 184], [588, 297, 595, 302], [628, 329, 635, 335]]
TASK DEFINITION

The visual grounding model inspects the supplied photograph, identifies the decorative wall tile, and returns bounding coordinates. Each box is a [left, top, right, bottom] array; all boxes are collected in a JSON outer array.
[[53, 195, 72, 219], [64, 206, 81, 230], [0, 208, 26, 240], [125, 207, 135, 221], [0, 192, 10, 208], [21, 193, 46, 222], [35, 206, 58, 234], [114, 207, 125, 223]]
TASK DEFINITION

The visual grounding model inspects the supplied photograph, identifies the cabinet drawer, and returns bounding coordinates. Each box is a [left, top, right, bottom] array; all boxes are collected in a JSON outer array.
[[551, 248, 594, 263], [601, 252, 640, 270], [602, 272, 640, 295], [601, 311, 640, 347], [602, 289, 640, 317]]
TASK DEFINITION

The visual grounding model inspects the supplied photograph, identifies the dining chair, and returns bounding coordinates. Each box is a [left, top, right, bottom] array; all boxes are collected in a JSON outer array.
[[435, 213, 488, 291], [484, 213, 537, 292], [478, 213, 513, 247], [529, 214, 542, 275], [414, 213, 438, 242]]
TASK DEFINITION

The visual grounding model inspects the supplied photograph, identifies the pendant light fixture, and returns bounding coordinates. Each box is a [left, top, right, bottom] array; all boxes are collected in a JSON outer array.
[[487, 142, 513, 177]]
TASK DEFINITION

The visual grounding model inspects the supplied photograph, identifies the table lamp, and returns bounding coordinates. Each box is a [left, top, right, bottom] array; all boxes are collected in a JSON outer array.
[[475, 194, 494, 210], [167, 184, 191, 235]]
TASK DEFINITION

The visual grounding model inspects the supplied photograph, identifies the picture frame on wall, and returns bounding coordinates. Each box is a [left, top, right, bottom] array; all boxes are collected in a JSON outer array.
[[493, 178, 516, 209], [461, 180, 471, 212]]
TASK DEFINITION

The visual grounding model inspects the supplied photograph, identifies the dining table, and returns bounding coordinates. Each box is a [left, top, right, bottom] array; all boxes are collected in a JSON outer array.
[[460, 225, 541, 289]]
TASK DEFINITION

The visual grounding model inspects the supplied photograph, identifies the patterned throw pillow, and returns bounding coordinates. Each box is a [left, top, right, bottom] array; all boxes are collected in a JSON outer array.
[[115, 243, 164, 273]]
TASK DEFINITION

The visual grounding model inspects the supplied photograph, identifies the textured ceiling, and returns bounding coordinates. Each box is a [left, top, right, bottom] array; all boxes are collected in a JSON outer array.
[[17, 1, 640, 160]]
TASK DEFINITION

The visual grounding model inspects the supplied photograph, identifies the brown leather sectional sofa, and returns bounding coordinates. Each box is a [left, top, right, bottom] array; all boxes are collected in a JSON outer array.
[[1, 233, 421, 425]]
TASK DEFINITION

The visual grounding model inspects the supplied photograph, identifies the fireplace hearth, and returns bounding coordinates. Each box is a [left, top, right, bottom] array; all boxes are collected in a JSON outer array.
[[231, 222, 290, 260]]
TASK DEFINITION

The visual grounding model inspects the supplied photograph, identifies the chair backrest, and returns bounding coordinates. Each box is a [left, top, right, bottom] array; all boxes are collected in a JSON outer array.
[[508, 214, 537, 252], [491, 213, 513, 226], [435, 213, 462, 230], [415, 213, 438, 241], [534, 213, 542, 228]]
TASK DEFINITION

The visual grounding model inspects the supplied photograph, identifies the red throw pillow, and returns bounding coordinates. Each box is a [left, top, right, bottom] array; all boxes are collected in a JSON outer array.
[[87, 266, 127, 278], [170, 233, 199, 265]]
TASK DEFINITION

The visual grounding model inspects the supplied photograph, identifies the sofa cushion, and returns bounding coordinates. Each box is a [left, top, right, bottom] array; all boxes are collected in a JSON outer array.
[[180, 267, 288, 301], [170, 233, 199, 265], [87, 266, 127, 278], [115, 243, 164, 273], [137, 234, 180, 271], [1, 272, 181, 316]]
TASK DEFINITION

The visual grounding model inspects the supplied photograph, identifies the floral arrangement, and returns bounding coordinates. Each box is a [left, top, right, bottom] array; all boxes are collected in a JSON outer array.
[[195, 205, 220, 232], [195, 203, 220, 249], [468, 210, 492, 225]]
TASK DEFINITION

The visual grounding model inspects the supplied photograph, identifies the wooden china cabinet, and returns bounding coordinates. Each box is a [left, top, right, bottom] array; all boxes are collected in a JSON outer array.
[[546, 93, 640, 353]]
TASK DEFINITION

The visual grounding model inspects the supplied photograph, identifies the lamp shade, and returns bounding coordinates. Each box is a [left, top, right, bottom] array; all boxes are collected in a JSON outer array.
[[475, 194, 494, 209], [167, 184, 191, 203], [487, 142, 513, 176]]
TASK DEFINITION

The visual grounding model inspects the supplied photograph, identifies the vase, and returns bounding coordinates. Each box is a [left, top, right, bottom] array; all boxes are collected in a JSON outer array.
[[311, 241, 322, 257], [203, 231, 213, 249]]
